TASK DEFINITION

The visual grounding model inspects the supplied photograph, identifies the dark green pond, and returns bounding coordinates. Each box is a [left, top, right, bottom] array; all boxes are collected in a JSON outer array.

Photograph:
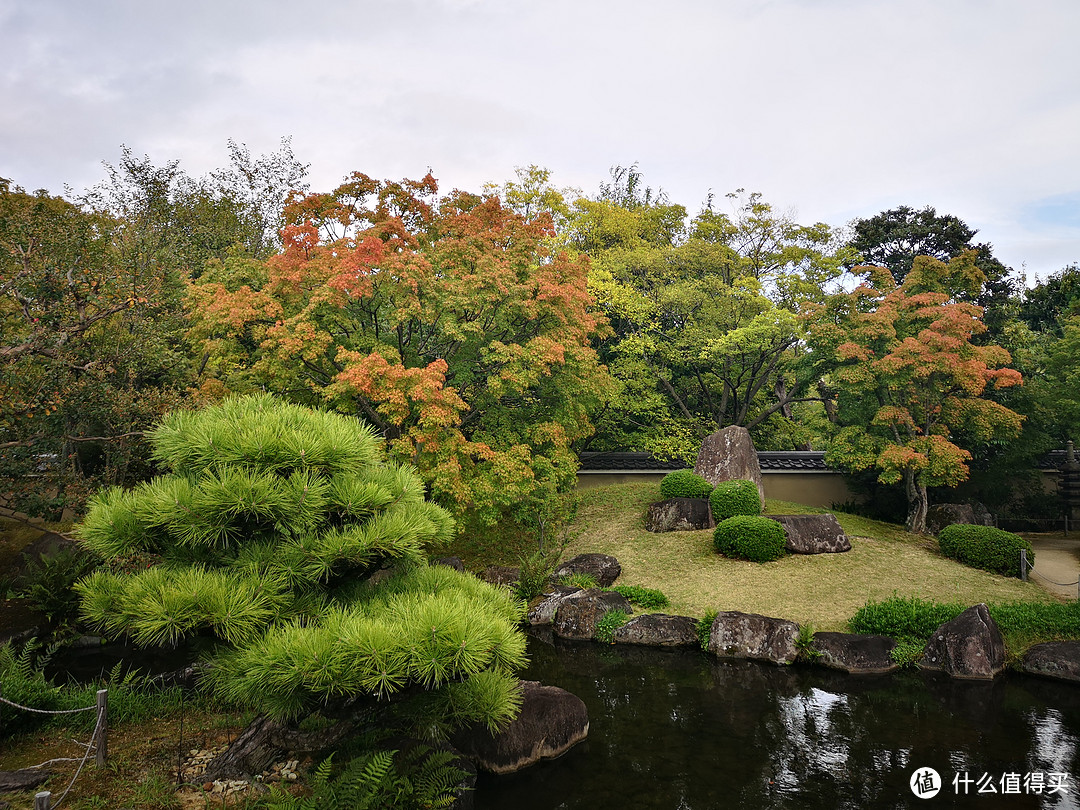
[[474, 634, 1080, 809]]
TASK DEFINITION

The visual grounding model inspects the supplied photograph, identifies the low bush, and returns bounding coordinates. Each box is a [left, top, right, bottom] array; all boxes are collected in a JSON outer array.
[[610, 584, 669, 609], [515, 548, 563, 601], [848, 595, 1080, 662], [594, 609, 631, 644], [708, 479, 761, 522], [848, 595, 964, 639], [697, 609, 718, 650], [713, 515, 787, 562], [560, 572, 599, 590], [659, 469, 713, 499], [16, 546, 100, 623], [937, 524, 1033, 578], [0, 640, 203, 739], [795, 624, 821, 661]]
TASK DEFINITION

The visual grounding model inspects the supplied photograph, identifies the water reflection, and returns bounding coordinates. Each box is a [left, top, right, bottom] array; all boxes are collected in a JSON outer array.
[[474, 634, 1080, 809]]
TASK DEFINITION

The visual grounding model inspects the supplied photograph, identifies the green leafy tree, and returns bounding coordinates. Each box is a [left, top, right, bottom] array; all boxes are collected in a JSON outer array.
[[1020, 263, 1080, 335], [807, 253, 1023, 533], [75, 395, 526, 777], [0, 141, 309, 522], [0, 177, 191, 520], [847, 205, 1016, 334], [575, 171, 847, 459]]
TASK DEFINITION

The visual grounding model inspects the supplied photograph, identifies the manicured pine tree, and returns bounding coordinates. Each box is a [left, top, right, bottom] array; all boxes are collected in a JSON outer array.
[[75, 394, 526, 777]]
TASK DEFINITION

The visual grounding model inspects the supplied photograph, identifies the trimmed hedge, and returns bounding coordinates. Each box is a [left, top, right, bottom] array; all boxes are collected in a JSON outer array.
[[937, 524, 1033, 578], [708, 479, 761, 522], [659, 469, 713, 499], [713, 515, 787, 562]]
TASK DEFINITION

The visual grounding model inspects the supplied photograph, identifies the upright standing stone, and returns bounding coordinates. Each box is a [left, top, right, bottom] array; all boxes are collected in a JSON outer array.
[[693, 426, 765, 505], [920, 603, 1005, 680]]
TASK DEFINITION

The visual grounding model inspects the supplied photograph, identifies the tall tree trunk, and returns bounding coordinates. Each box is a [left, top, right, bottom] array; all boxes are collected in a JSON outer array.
[[774, 378, 812, 451], [816, 379, 838, 424], [904, 468, 929, 534]]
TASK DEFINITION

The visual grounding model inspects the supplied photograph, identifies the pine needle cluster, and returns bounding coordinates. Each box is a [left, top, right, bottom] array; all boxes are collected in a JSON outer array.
[[73, 395, 525, 730]]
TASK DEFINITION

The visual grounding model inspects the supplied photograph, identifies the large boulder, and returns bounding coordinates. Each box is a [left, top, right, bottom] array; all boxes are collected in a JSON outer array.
[[811, 632, 898, 674], [645, 498, 714, 533], [433, 556, 466, 572], [971, 502, 995, 527], [707, 610, 799, 665], [526, 585, 581, 626], [769, 514, 851, 554], [926, 503, 977, 536], [451, 681, 588, 774], [613, 614, 701, 647], [1020, 641, 1080, 683], [480, 566, 520, 588], [552, 589, 633, 640], [693, 426, 764, 505], [920, 603, 1005, 680], [553, 553, 621, 587]]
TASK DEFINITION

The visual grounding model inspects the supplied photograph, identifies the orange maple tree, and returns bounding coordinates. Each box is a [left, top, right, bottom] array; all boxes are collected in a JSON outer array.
[[806, 252, 1023, 533], [189, 172, 613, 522]]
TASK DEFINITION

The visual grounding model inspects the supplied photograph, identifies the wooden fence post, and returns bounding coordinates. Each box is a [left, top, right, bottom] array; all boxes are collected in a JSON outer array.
[[1020, 549, 1028, 581], [35, 791, 52, 810], [95, 689, 108, 768]]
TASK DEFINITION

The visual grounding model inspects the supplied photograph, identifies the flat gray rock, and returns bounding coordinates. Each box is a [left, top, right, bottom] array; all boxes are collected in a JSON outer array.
[[553, 554, 621, 587], [553, 589, 633, 640], [645, 498, 714, 532], [526, 585, 581, 626], [768, 514, 851, 554], [614, 614, 700, 647], [812, 632, 898, 674], [1020, 641, 1080, 683], [707, 610, 799, 665]]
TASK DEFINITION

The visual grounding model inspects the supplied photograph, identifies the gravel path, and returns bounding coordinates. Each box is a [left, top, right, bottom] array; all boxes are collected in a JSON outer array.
[[1026, 534, 1080, 599]]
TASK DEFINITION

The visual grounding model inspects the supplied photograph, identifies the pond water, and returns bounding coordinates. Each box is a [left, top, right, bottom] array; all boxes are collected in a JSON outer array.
[[474, 634, 1080, 809]]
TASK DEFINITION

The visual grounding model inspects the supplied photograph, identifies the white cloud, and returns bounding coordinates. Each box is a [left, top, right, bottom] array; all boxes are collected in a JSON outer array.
[[1, 0, 1077, 274]]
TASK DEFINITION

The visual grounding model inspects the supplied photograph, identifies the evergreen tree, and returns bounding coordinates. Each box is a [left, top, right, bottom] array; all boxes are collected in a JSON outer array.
[[75, 395, 526, 776]]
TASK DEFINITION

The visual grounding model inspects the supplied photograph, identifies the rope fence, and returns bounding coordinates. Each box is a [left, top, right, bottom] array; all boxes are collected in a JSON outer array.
[[1021, 549, 1080, 597], [0, 687, 107, 810]]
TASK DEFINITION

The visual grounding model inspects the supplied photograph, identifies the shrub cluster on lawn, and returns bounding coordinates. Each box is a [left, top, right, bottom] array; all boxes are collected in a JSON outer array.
[[849, 595, 1080, 663], [659, 470, 713, 499], [937, 524, 1034, 578], [713, 515, 787, 562], [709, 479, 761, 522]]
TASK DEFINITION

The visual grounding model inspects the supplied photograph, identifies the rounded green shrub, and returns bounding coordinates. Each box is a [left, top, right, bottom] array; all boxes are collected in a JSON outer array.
[[708, 479, 761, 522], [659, 469, 713, 499], [937, 524, 1033, 578], [713, 515, 787, 562]]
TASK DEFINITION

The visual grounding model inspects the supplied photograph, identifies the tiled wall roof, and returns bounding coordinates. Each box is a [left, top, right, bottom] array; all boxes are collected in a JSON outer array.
[[578, 450, 1071, 473]]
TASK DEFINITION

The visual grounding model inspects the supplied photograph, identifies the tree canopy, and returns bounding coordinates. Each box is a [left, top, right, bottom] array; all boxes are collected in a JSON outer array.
[[188, 171, 613, 524], [806, 254, 1024, 532]]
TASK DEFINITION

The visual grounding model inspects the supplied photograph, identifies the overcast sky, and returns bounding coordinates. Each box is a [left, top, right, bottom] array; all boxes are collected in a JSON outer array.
[[2, 0, 1078, 281]]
